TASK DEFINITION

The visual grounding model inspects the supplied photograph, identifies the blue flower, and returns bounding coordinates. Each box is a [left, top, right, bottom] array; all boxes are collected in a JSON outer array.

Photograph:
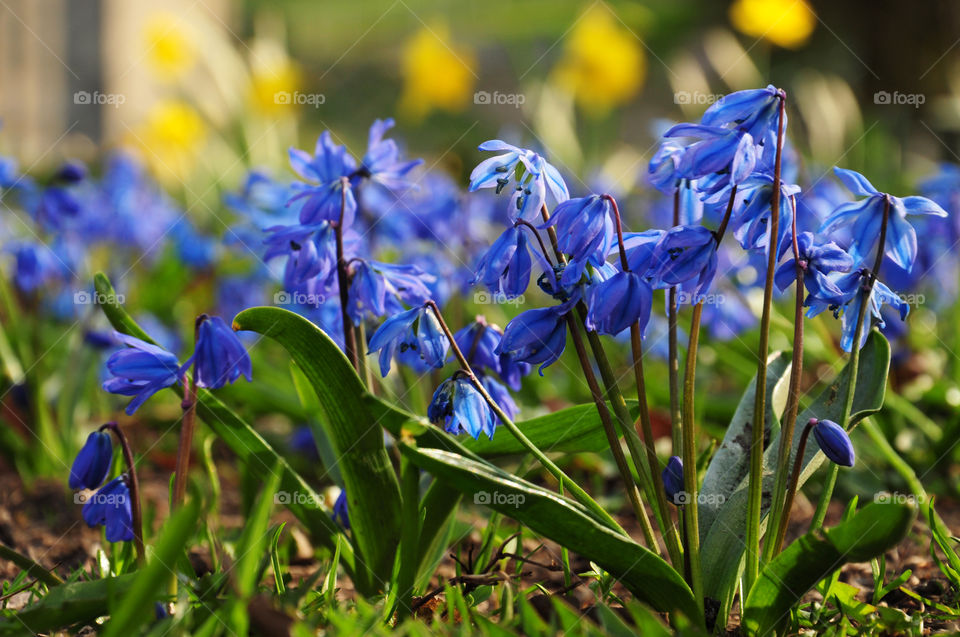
[[185, 316, 253, 389], [664, 124, 759, 186], [287, 132, 358, 227], [662, 456, 684, 505], [821, 167, 948, 271], [332, 490, 350, 530], [479, 373, 519, 423], [83, 476, 133, 542], [348, 260, 435, 323], [586, 271, 653, 336], [648, 139, 686, 194], [102, 333, 182, 415], [811, 418, 854, 467], [474, 225, 532, 299], [542, 195, 615, 286], [360, 118, 423, 191], [469, 140, 569, 221], [621, 230, 665, 275], [6, 241, 60, 293], [69, 431, 113, 490], [700, 85, 783, 142], [56, 160, 88, 183], [806, 269, 910, 352], [708, 173, 800, 254], [428, 375, 496, 440], [367, 305, 450, 376], [774, 232, 854, 300], [454, 319, 503, 376], [496, 300, 574, 374], [651, 225, 719, 299], [289, 426, 318, 459]]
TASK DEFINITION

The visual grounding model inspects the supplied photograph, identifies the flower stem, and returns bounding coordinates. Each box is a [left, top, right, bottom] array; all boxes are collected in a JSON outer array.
[[172, 315, 203, 511], [335, 176, 359, 372], [765, 195, 805, 561], [669, 188, 682, 458], [423, 301, 626, 536], [744, 91, 786, 594], [101, 422, 145, 564], [811, 195, 891, 530], [605, 194, 683, 567], [682, 300, 705, 611]]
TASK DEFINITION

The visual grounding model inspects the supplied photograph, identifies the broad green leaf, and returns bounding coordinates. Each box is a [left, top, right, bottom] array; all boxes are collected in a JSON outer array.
[[701, 330, 890, 606], [92, 274, 355, 577], [233, 306, 402, 593], [0, 575, 136, 634], [401, 445, 702, 624], [742, 501, 915, 636], [699, 352, 791, 536], [101, 501, 200, 637]]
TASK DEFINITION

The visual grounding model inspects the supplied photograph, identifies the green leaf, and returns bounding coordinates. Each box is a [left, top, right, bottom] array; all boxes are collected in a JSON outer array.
[[400, 445, 702, 624], [701, 330, 890, 605], [101, 500, 200, 637], [699, 352, 791, 536], [92, 274, 355, 576], [0, 574, 137, 635], [742, 501, 916, 636], [232, 306, 402, 593]]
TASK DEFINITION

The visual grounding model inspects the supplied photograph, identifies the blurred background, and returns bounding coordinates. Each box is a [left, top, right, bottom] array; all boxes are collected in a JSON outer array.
[[3, 0, 960, 196]]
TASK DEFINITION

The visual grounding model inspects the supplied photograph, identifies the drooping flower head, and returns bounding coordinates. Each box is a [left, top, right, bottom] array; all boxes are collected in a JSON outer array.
[[821, 167, 948, 272], [185, 316, 253, 389], [651, 225, 719, 299], [348, 260, 435, 324], [542, 195, 615, 286], [367, 305, 450, 376], [473, 225, 532, 299], [427, 374, 496, 441], [69, 430, 113, 490], [774, 232, 854, 300], [82, 476, 134, 542], [662, 456, 684, 505], [810, 418, 854, 467], [469, 140, 569, 221], [287, 132, 358, 227], [332, 490, 350, 530], [496, 298, 576, 374], [102, 333, 182, 415], [586, 270, 653, 336]]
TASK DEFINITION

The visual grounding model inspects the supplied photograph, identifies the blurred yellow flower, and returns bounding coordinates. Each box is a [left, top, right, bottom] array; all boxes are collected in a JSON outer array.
[[249, 60, 302, 115], [552, 6, 645, 115], [132, 100, 206, 182], [399, 24, 475, 120], [729, 0, 816, 49], [143, 14, 195, 80]]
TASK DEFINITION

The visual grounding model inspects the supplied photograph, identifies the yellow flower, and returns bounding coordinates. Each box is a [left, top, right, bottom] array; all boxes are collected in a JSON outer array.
[[399, 24, 475, 120], [729, 0, 816, 49], [132, 100, 206, 182], [551, 6, 645, 115], [249, 60, 302, 115], [143, 14, 195, 80]]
